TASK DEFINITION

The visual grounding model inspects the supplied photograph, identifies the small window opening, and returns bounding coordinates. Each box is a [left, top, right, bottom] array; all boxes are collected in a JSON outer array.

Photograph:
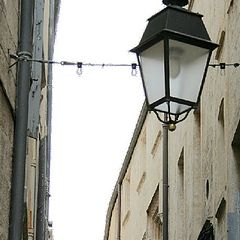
[[206, 180, 210, 199]]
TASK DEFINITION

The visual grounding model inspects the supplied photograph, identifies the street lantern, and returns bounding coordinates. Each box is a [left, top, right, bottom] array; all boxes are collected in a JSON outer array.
[[131, 0, 218, 125]]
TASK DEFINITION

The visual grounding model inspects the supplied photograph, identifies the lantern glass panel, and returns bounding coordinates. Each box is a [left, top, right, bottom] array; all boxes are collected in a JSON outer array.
[[169, 39, 210, 104], [139, 41, 165, 105]]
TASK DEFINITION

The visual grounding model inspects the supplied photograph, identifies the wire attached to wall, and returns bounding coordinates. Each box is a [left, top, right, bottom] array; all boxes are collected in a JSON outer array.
[[209, 62, 240, 69], [9, 53, 240, 77], [9, 53, 139, 77]]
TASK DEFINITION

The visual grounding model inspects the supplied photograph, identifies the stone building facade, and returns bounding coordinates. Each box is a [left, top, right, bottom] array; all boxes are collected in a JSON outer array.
[[0, 0, 59, 240], [104, 0, 240, 239]]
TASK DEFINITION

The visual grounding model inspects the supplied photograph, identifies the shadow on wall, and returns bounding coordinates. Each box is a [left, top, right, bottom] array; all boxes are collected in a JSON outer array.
[[232, 122, 240, 191], [197, 220, 214, 240], [230, 122, 240, 239], [232, 148, 240, 189]]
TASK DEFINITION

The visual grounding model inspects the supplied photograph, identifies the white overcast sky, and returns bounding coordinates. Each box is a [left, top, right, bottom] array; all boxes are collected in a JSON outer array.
[[50, 1, 163, 240]]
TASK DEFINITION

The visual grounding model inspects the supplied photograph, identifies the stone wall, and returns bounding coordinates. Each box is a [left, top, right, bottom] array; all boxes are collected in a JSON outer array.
[[105, 0, 240, 239], [0, 0, 18, 239]]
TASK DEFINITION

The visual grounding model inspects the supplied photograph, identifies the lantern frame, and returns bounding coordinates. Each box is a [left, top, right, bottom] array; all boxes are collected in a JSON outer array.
[[131, 6, 218, 124]]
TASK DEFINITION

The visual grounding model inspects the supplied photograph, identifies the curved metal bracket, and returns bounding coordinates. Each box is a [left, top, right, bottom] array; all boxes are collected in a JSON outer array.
[[153, 109, 191, 125]]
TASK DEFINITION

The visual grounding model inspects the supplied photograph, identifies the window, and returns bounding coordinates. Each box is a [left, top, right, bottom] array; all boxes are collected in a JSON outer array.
[[198, 220, 214, 240], [214, 98, 226, 198], [136, 128, 147, 194], [188, 0, 195, 11], [122, 168, 131, 226], [215, 31, 225, 61], [215, 198, 226, 240], [232, 116, 240, 147], [151, 130, 161, 158], [227, 0, 234, 14], [177, 148, 184, 239], [146, 187, 161, 240], [232, 121, 240, 194]]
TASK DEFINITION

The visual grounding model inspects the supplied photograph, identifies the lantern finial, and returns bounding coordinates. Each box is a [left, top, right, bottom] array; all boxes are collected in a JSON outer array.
[[162, 0, 188, 7]]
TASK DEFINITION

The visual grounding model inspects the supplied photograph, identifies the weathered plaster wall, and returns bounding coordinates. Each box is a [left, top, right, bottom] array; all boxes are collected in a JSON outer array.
[[0, 87, 14, 240], [0, 0, 18, 239], [106, 0, 240, 239]]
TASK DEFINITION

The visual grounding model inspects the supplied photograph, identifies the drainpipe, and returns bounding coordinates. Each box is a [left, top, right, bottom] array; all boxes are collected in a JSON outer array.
[[162, 114, 169, 240], [36, 0, 55, 238], [117, 183, 121, 240], [9, 1, 34, 240], [36, 138, 47, 240], [46, 0, 55, 223]]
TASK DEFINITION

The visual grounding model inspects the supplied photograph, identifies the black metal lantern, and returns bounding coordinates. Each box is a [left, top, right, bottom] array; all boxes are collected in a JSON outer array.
[[131, 1, 218, 125]]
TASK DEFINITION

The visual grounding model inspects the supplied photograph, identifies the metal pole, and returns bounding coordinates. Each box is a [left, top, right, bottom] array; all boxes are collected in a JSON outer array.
[[9, 0, 34, 239], [162, 113, 169, 240]]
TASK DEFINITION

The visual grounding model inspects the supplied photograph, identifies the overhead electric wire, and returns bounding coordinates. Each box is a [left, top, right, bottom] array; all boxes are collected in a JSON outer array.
[[9, 53, 240, 73], [9, 53, 138, 68]]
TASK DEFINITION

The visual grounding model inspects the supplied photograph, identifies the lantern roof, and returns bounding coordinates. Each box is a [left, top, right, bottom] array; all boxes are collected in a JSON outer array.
[[131, 6, 218, 53]]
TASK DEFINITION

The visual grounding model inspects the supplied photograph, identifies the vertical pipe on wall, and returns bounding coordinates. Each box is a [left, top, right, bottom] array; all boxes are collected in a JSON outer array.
[[162, 114, 169, 240], [46, 0, 55, 227], [9, 0, 34, 239], [36, 138, 47, 240]]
